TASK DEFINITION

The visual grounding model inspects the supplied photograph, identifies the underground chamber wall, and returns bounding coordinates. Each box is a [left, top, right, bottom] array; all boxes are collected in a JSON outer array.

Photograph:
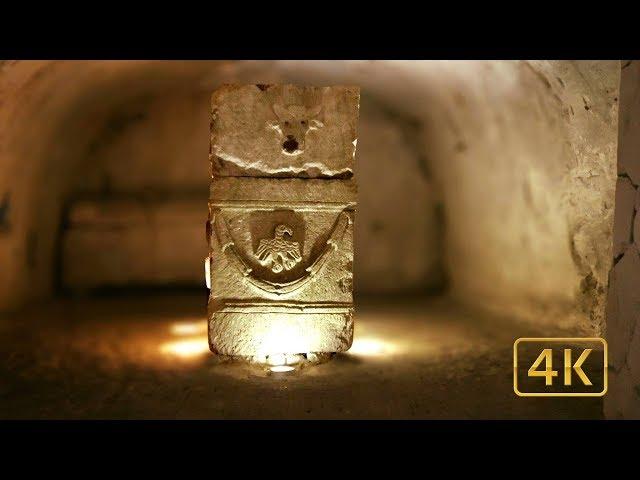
[[0, 60, 621, 330], [0, 59, 630, 418], [56, 81, 446, 300], [2, 62, 619, 330]]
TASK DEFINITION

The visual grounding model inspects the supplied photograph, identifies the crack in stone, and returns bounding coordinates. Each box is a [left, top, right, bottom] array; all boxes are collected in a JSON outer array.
[[0, 192, 10, 233], [613, 251, 625, 267], [618, 172, 639, 188], [213, 154, 353, 179]]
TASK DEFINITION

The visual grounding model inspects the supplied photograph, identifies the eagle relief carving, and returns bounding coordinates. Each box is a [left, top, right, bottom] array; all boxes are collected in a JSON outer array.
[[255, 224, 302, 273]]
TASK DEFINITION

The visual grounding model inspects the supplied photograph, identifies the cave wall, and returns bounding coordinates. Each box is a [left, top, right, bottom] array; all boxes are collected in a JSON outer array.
[[0, 61, 620, 339], [277, 61, 619, 333], [61, 90, 212, 290], [61, 86, 443, 293], [0, 60, 444, 307], [421, 61, 619, 334], [0, 61, 242, 309]]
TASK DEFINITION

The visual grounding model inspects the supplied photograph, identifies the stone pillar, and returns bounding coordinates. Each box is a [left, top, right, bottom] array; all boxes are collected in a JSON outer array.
[[605, 61, 640, 418], [206, 84, 359, 362]]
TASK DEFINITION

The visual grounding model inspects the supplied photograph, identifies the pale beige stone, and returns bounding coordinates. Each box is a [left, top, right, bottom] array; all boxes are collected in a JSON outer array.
[[207, 180, 354, 305], [210, 308, 353, 356], [210, 84, 358, 178], [208, 84, 359, 357]]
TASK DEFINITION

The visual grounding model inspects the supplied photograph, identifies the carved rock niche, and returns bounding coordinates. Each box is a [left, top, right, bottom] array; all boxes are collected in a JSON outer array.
[[207, 84, 359, 361]]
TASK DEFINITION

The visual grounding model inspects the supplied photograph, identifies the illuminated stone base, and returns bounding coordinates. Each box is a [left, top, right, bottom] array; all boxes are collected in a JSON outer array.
[[208, 303, 353, 356]]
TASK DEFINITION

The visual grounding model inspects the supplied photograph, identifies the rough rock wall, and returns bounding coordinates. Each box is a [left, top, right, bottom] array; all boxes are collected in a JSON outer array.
[[276, 60, 619, 334], [605, 60, 640, 418], [419, 61, 619, 334]]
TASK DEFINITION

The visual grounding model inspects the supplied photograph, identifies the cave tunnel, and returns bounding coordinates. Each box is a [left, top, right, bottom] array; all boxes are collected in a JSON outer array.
[[0, 60, 637, 419]]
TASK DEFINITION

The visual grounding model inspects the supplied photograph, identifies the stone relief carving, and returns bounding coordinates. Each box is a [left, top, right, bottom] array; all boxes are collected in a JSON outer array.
[[256, 224, 302, 273], [212, 208, 351, 295], [268, 102, 324, 156], [208, 84, 358, 357], [339, 275, 353, 293], [210, 84, 357, 179]]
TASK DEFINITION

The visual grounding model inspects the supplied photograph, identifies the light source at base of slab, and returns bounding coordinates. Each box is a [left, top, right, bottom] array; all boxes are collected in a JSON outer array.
[[265, 353, 305, 366], [269, 365, 295, 373], [170, 321, 207, 336]]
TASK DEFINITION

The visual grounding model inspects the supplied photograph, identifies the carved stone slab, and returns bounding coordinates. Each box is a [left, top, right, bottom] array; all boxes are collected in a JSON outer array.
[[210, 84, 358, 179], [207, 84, 359, 357]]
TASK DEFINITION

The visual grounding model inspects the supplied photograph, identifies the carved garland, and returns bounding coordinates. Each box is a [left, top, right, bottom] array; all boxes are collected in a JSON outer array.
[[212, 209, 350, 295]]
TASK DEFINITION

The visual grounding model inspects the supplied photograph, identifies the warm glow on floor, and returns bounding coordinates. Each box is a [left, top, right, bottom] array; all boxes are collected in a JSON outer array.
[[162, 319, 399, 361], [349, 337, 397, 356], [160, 338, 209, 358], [170, 321, 208, 336]]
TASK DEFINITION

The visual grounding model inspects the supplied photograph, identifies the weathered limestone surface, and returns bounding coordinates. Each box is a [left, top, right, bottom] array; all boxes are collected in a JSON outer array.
[[605, 60, 640, 419], [210, 85, 358, 178], [207, 84, 359, 357]]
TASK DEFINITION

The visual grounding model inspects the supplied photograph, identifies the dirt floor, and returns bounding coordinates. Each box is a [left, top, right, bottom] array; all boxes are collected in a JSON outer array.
[[0, 293, 603, 419]]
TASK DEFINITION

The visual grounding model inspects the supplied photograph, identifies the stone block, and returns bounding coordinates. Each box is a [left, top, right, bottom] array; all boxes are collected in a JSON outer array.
[[210, 84, 358, 178], [207, 84, 359, 357]]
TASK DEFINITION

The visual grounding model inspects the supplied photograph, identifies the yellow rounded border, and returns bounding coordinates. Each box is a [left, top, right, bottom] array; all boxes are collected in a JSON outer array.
[[513, 337, 608, 397]]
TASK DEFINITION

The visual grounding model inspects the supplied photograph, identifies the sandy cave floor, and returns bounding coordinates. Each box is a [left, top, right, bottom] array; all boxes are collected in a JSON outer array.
[[0, 293, 603, 419]]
